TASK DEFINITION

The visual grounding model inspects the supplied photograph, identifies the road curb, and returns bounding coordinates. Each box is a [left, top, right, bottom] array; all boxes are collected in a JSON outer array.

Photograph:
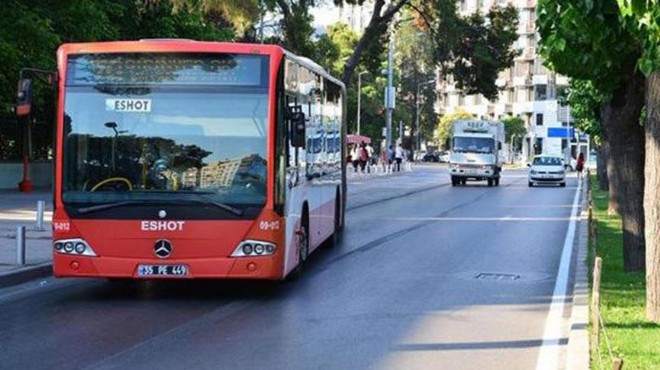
[[565, 180, 590, 369], [0, 263, 52, 289]]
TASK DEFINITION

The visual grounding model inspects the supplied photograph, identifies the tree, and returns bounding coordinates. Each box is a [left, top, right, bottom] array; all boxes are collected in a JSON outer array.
[[500, 116, 526, 157], [617, 0, 660, 322], [433, 109, 472, 150], [394, 10, 437, 150], [560, 80, 611, 196], [538, 0, 646, 272], [428, 2, 520, 100]]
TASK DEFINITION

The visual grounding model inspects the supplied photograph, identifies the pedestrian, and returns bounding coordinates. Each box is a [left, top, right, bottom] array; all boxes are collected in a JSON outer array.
[[358, 141, 369, 173], [387, 145, 395, 172], [394, 144, 404, 172], [350, 144, 360, 173], [366, 142, 375, 172], [576, 152, 585, 179]]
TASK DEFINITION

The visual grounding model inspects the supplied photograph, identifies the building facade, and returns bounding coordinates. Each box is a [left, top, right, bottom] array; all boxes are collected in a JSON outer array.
[[436, 0, 576, 161]]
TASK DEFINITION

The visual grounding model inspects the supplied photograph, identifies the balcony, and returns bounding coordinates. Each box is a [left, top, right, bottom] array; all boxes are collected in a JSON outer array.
[[513, 75, 532, 86], [532, 74, 548, 85]]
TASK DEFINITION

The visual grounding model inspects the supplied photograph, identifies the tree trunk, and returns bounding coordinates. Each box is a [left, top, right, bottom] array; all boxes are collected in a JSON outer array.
[[600, 67, 646, 272], [645, 70, 660, 322], [340, 0, 408, 86], [596, 140, 609, 191], [606, 144, 620, 215]]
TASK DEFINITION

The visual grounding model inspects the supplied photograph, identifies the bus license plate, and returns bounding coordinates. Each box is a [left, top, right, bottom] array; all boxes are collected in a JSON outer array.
[[137, 264, 188, 277]]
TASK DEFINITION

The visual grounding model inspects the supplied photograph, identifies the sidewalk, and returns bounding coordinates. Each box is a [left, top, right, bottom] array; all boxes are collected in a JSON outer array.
[[0, 188, 53, 288]]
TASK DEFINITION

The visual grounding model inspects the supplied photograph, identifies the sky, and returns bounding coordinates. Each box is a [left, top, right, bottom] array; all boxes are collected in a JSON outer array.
[[311, 1, 340, 28]]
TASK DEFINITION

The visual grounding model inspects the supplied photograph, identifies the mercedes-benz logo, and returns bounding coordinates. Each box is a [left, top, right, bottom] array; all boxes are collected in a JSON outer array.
[[154, 239, 172, 258]]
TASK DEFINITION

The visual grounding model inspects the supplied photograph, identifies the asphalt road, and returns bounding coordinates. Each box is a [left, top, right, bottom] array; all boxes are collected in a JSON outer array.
[[0, 166, 581, 370]]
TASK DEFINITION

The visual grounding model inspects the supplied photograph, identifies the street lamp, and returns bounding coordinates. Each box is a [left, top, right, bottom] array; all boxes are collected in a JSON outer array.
[[415, 79, 435, 151], [357, 71, 369, 136]]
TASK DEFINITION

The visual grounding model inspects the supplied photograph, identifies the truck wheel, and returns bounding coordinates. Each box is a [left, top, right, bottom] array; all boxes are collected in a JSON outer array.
[[528, 181, 533, 187], [495, 177, 500, 186], [487, 178, 493, 187], [461, 178, 466, 185], [451, 176, 457, 186]]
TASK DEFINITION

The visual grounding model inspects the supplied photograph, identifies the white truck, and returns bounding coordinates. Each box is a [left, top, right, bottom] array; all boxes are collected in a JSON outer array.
[[449, 119, 505, 187]]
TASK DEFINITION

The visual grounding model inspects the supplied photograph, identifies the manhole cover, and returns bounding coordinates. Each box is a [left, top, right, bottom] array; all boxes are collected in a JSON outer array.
[[475, 273, 521, 281]]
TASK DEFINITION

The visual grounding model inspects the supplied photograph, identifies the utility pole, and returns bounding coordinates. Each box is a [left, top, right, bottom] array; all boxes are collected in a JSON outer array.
[[259, 0, 265, 43], [415, 79, 435, 151], [385, 38, 394, 148], [357, 71, 368, 135]]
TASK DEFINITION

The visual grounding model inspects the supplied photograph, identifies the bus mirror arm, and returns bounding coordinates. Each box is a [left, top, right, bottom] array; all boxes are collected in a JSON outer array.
[[288, 110, 306, 148]]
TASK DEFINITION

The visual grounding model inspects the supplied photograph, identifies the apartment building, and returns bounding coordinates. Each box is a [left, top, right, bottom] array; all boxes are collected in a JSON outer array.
[[337, 1, 374, 33], [436, 0, 574, 160]]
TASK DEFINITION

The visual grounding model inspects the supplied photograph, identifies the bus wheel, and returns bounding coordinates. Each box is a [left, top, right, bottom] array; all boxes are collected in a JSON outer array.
[[327, 195, 341, 248], [289, 215, 309, 280]]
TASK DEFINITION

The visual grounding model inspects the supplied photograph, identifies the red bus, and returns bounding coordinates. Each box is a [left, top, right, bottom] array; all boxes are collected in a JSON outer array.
[[31, 40, 347, 280]]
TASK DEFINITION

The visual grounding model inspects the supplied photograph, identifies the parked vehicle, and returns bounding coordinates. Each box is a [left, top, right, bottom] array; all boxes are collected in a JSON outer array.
[[438, 151, 450, 163], [449, 120, 504, 186], [423, 151, 439, 162], [528, 155, 566, 187]]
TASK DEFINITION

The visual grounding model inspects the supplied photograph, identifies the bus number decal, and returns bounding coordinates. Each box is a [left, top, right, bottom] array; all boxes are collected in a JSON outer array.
[[259, 221, 280, 231], [53, 222, 70, 231], [106, 99, 151, 113]]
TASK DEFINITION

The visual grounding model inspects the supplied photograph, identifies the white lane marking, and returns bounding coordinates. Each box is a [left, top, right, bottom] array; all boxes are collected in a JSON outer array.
[[535, 179, 582, 369], [366, 216, 582, 222]]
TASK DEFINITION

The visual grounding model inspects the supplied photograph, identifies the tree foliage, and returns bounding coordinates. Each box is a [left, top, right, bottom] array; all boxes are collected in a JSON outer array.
[[559, 80, 606, 145], [433, 109, 472, 150], [429, 2, 520, 100], [500, 116, 526, 144]]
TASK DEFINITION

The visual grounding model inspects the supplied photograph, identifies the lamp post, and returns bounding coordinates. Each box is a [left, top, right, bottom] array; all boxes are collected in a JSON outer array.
[[415, 79, 435, 151], [357, 71, 369, 135]]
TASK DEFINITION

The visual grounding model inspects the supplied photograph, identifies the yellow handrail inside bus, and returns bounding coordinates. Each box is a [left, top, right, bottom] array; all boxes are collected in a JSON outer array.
[[91, 177, 133, 192]]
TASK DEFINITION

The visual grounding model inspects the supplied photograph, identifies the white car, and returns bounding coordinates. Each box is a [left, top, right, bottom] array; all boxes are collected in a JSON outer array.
[[528, 155, 566, 187]]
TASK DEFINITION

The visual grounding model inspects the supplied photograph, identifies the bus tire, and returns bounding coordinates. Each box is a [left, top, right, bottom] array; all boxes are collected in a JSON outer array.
[[327, 193, 342, 248], [288, 209, 309, 280]]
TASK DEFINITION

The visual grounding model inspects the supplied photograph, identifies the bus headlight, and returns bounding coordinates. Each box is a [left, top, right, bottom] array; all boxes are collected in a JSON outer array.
[[232, 240, 276, 257], [53, 238, 97, 257]]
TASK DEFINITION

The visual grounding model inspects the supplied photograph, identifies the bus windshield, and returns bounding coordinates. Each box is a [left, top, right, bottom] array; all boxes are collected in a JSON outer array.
[[61, 53, 270, 213]]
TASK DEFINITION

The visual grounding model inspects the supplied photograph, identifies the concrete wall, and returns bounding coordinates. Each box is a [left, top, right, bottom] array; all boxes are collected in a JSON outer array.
[[0, 161, 53, 190]]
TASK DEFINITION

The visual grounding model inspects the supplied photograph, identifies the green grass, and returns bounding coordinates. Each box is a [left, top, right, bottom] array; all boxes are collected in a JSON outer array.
[[589, 175, 660, 369]]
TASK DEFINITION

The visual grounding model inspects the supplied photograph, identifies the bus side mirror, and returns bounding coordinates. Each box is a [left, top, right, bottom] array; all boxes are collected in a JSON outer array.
[[16, 78, 33, 117], [289, 111, 306, 148], [498, 142, 502, 150]]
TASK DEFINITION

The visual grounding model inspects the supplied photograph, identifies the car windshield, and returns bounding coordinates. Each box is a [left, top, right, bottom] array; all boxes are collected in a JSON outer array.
[[61, 53, 270, 211], [533, 157, 562, 166]]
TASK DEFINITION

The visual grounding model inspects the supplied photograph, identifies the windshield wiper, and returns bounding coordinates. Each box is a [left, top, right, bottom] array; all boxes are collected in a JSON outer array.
[[77, 201, 144, 215], [183, 199, 244, 217], [76, 199, 243, 217]]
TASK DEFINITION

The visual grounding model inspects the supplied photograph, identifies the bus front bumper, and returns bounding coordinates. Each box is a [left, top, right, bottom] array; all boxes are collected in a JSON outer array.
[[53, 254, 283, 280]]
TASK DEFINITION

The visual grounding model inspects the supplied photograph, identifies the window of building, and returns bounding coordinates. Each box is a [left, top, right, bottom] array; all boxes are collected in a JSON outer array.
[[536, 113, 544, 126], [535, 85, 547, 100]]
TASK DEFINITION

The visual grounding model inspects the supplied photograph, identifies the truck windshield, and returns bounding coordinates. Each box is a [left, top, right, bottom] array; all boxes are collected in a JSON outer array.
[[61, 53, 270, 214], [452, 137, 494, 153]]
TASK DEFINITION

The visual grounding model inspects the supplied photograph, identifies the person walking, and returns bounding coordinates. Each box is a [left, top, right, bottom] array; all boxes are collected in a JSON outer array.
[[358, 142, 369, 173], [365, 142, 375, 173], [387, 145, 395, 172], [394, 144, 404, 172], [350, 144, 360, 173], [575, 152, 585, 179]]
